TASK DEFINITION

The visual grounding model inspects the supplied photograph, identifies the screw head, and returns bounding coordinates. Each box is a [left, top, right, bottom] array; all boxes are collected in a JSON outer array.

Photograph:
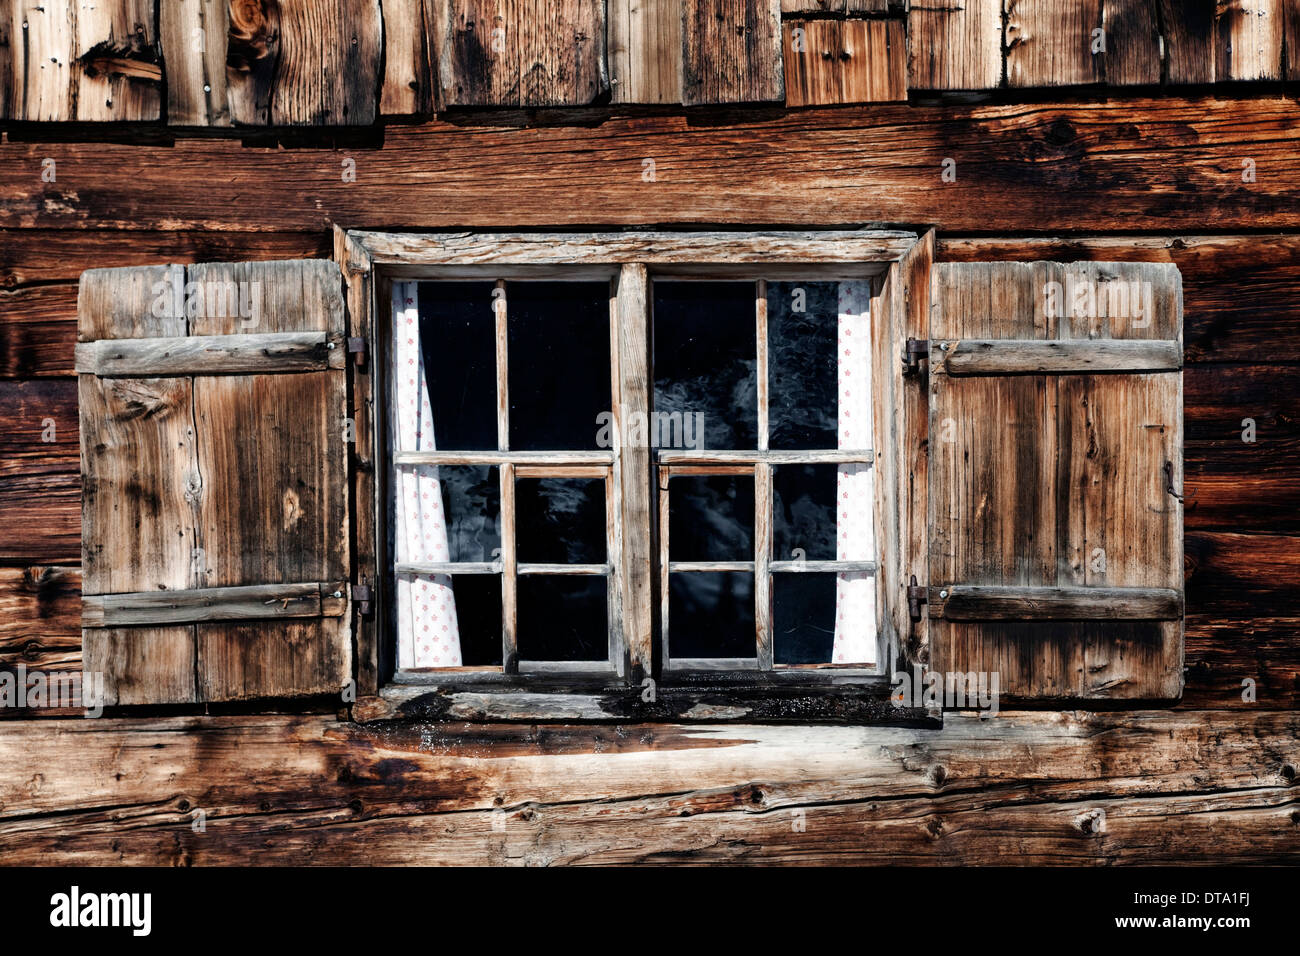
[[939, 589, 949, 599]]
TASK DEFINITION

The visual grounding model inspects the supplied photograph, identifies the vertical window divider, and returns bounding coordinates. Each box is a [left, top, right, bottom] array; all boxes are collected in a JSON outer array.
[[616, 263, 653, 683], [755, 279, 774, 669], [495, 278, 518, 673]]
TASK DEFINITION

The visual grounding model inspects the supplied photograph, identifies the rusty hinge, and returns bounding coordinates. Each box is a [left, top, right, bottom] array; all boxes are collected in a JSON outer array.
[[347, 336, 368, 368], [352, 579, 373, 617], [903, 338, 929, 377], [907, 574, 927, 622]]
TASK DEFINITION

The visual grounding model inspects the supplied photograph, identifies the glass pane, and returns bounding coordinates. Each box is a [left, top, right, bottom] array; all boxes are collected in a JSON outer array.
[[431, 465, 501, 563], [668, 573, 755, 659], [653, 281, 757, 450], [669, 474, 754, 562], [418, 281, 498, 451], [397, 572, 502, 668], [508, 282, 611, 450], [776, 571, 876, 667], [516, 477, 606, 564], [518, 576, 608, 662], [772, 464, 838, 561], [767, 281, 839, 450]]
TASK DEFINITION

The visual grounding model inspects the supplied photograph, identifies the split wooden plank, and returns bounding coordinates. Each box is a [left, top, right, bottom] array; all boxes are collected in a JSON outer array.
[[783, 18, 905, 106], [1, 0, 161, 122], [381, 0, 441, 114], [159, 0, 230, 126], [907, 0, 1002, 91], [439, 0, 607, 107], [227, 0, 383, 125], [938, 339, 1181, 375], [81, 582, 343, 627], [608, 0, 683, 103], [683, 0, 784, 104], [75, 332, 343, 377]]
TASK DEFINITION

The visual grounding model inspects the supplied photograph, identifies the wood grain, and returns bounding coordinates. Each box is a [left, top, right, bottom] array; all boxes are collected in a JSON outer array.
[[939, 339, 1181, 375], [907, 0, 1002, 91], [608, 0, 683, 104], [0, 711, 1295, 863], [159, 0, 231, 126], [783, 18, 905, 106], [683, 0, 784, 104], [381, 0, 440, 115], [6, 99, 1299, 233]]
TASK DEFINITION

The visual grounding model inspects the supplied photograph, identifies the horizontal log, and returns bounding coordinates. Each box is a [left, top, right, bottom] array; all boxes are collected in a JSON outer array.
[[938, 339, 1182, 375], [81, 583, 346, 627], [0, 567, 81, 674], [0, 710, 1295, 863], [75, 332, 345, 376], [931, 586, 1184, 621], [3, 99, 1300, 232]]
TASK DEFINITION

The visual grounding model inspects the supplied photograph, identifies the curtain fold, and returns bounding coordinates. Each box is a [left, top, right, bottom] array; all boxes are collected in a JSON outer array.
[[832, 281, 877, 665], [392, 282, 463, 668]]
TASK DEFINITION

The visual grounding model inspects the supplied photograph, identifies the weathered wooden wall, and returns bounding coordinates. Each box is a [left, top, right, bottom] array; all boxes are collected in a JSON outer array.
[[1, 2, 1297, 865]]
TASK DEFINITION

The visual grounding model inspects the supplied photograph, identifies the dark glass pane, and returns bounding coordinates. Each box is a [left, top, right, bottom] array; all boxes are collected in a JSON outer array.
[[773, 573, 837, 665], [768, 281, 840, 449], [653, 281, 756, 450], [508, 282, 611, 450], [447, 574, 503, 667], [668, 573, 755, 659], [772, 464, 838, 561], [518, 576, 608, 662], [435, 466, 501, 563], [669, 475, 753, 562], [516, 477, 606, 564], [418, 281, 498, 451]]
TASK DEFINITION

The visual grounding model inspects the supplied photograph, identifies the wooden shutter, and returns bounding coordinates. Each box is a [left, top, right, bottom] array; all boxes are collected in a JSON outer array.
[[78, 260, 350, 705], [928, 261, 1184, 701]]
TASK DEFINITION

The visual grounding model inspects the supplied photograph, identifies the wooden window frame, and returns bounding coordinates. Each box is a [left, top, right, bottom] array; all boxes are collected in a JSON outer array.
[[337, 228, 928, 723]]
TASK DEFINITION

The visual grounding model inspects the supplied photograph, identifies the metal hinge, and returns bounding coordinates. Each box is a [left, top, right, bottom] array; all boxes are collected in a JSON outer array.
[[907, 574, 927, 622], [346, 336, 368, 368], [903, 338, 929, 377], [352, 579, 373, 617]]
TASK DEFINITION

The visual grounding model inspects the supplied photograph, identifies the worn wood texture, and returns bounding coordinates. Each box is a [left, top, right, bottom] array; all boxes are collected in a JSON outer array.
[[81, 582, 339, 627], [1005, 0, 1162, 88], [0, 0, 161, 122], [0, 566, 80, 675], [0, 711, 1296, 862], [76, 259, 350, 705], [439, 0, 607, 107], [1215, 0, 1284, 81], [226, 0, 383, 124], [938, 338, 1181, 375], [783, 18, 905, 106], [929, 261, 1184, 702], [907, 0, 1002, 91], [381, 0, 440, 114], [608, 0, 683, 103], [932, 585, 1183, 621], [160, 0, 230, 126], [683, 0, 783, 104], [7, 99, 1299, 232]]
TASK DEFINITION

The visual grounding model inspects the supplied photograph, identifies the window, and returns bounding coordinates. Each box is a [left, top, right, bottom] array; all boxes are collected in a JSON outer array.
[[344, 229, 925, 720]]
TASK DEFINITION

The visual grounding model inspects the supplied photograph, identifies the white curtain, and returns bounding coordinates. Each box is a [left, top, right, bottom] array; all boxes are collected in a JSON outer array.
[[392, 282, 463, 668], [832, 281, 877, 665]]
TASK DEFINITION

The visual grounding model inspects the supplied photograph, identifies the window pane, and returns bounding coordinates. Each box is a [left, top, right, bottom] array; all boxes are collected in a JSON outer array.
[[508, 282, 611, 450], [516, 477, 606, 564], [654, 281, 756, 450], [669, 474, 754, 562], [518, 576, 608, 662], [767, 281, 839, 449], [772, 463, 838, 561], [668, 573, 755, 659], [418, 281, 498, 451], [774, 572, 876, 667], [432, 465, 501, 563], [396, 572, 502, 668]]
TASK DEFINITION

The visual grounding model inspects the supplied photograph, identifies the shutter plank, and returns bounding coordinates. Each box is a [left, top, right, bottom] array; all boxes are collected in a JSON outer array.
[[608, 0, 683, 104], [75, 331, 343, 376], [198, 621, 348, 701], [160, 0, 231, 126], [683, 0, 783, 104], [940, 339, 1181, 375], [932, 585, 1183, 621], [907, 0, 1002, 91], [83, 627, 196, 706]]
